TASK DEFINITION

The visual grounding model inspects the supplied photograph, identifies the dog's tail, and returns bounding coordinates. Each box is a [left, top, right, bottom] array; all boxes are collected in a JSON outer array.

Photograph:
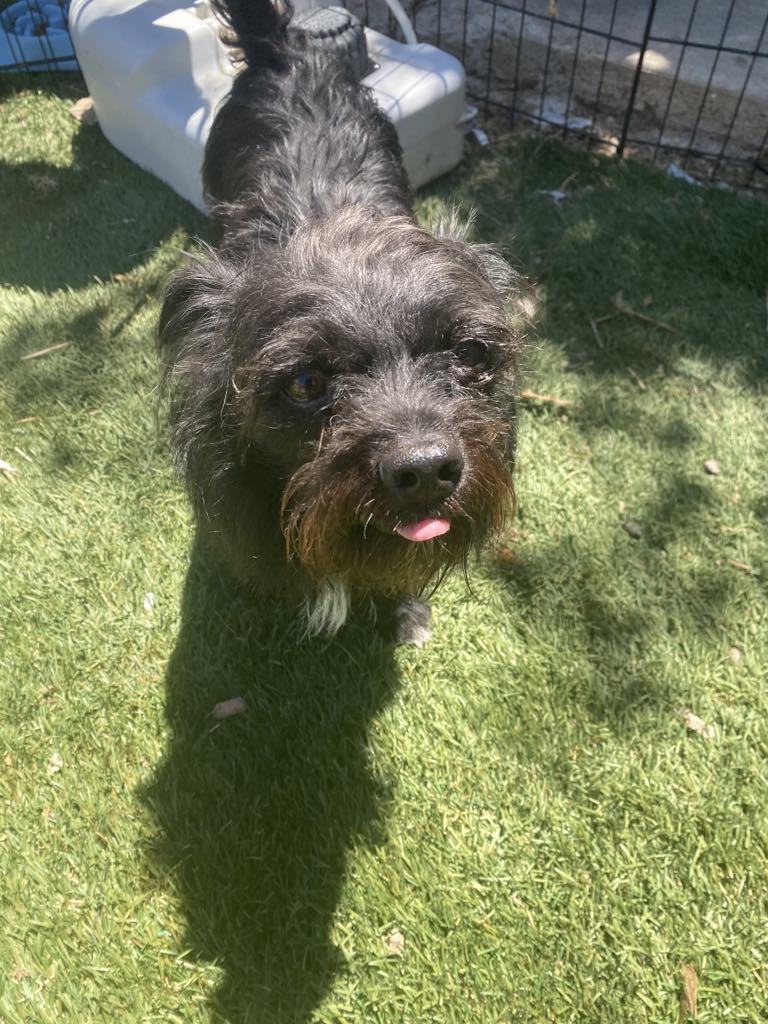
[[209, 0, 291, 69]]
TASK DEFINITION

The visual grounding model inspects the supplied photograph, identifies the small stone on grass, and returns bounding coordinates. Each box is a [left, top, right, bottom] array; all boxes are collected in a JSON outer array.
[[622, 519, 643, 540]]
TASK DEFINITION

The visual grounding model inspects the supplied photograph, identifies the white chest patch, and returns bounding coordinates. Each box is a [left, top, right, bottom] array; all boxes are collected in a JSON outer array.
[[302, 578, 352, 637]]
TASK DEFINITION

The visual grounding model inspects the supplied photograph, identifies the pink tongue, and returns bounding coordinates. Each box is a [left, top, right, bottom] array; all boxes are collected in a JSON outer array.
[[396, 518, 451, 542]]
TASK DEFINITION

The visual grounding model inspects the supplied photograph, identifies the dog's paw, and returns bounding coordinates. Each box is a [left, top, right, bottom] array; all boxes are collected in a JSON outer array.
[[385, 597, 432, 648]]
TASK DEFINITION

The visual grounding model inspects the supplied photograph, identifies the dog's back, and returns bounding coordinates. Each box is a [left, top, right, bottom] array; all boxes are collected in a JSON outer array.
[[204, 0, 411, 248]]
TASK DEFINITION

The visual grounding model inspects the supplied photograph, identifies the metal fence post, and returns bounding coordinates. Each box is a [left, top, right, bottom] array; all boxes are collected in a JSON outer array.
[[617, 0, 659, 158]]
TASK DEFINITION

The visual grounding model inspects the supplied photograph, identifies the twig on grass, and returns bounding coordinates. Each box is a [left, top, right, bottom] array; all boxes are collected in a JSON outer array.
[[20, 342, 71, 362], [589, 317, 605, 349], [613, 292, 679, 334], [716, 558, 758, 577], [727, 559, 757, 576], [520, 389, 576, 409], [627, 366, 647, 390]]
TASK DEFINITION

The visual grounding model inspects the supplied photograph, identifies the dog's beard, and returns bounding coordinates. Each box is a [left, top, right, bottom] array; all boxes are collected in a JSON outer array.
[[280, 409, 514, 595], [159, 205, 521, 601]]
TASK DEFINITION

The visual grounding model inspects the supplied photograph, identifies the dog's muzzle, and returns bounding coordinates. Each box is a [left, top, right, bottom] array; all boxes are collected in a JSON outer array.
[[377, 440, 464, 508], [376, 439, 463, 543]]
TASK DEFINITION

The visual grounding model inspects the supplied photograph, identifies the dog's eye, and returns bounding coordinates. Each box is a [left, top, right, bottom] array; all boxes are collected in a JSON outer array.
[[454, 341, 487, 367], [284, 371, 329, 405]]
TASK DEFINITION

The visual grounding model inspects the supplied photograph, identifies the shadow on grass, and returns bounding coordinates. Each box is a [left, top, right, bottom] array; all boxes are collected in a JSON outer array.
[[427, 138, 768, 389], [0, 81, 206, 291], [1, 294, 170, 424], [492, 465, 748, 724], [492, 539, 742, 724], [0, 94, 209, 415], [565, 394, 703, 453], [142, 540, 400, 1023], [0, 80, 211, 420]]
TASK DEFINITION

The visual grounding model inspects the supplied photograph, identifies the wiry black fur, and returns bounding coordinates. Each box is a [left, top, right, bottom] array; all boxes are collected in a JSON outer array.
[[158, 0, 521, 639]]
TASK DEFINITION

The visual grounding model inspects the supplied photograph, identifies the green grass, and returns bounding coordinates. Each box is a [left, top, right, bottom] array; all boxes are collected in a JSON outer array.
[[1, 78, 767, 1024]]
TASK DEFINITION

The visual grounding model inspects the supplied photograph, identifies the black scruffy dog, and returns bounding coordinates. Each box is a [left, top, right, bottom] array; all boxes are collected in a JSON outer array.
[[158, 0, 521, 644]]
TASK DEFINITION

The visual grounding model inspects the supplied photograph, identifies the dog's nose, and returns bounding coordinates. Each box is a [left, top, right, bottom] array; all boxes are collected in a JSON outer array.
[[378, 443, 464, 506]]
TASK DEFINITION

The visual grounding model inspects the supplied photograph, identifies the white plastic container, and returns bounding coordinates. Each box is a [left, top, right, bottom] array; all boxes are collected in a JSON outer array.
[[68, 0, 466, 211]]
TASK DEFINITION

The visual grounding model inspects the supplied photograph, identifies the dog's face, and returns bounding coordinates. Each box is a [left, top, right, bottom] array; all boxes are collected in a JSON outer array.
[[161, 207, 519, 596]]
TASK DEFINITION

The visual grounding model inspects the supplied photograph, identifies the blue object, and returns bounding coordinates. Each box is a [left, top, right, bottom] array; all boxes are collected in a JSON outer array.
[[0, 0, 77, 70]]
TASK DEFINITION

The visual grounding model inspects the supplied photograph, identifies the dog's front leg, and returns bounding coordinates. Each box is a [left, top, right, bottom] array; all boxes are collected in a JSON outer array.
[[375, 595, 432, 648]]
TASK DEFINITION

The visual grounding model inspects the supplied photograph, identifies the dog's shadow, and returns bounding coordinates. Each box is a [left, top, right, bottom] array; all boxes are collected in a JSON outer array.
[[142, 539, 400, 1023]]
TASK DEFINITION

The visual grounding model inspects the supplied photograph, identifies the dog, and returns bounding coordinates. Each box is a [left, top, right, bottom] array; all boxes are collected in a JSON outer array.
[[158, 0, 521, 644]]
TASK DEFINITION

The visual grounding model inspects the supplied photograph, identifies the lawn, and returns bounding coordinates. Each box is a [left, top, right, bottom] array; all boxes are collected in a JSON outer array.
[[1, 76, 767, 1024]]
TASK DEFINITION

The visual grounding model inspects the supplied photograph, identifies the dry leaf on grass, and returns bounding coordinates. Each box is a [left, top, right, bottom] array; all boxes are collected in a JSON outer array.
[[29, 174, 57, 194], [212, 697, 247, 720], [496, 545, 518, 564], [678, 709, 716, 740], [679, 963, 698, 1021], [386, 928, 405, 957], [113, 273, 129, 283], [69, 97, 98, 125], [536, 189, 567, 205]]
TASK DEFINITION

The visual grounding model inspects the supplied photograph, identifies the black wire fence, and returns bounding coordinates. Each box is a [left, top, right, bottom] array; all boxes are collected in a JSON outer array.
[[359, 0, 768, 191], [2, 0, 767, 191], [0, 0, 76, 74]]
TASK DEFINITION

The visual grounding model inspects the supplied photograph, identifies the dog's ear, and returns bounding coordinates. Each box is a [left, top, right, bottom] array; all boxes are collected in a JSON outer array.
[[464, 241, 518, 295], [157, 249, 243, 482], [431, 208, 518, 296], [157, 247, 236, 370]]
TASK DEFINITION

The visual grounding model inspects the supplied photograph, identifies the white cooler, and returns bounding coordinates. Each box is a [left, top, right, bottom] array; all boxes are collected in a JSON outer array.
[[68, 0, 468, 211]]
